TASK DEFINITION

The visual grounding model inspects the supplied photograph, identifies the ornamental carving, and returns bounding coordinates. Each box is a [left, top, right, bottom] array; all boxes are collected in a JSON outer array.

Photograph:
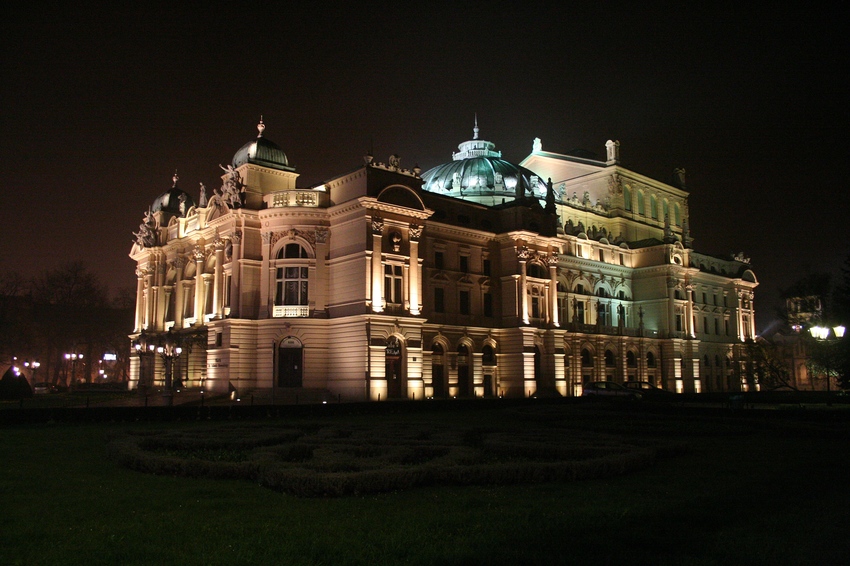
[[315, 228, 329, 244], [546, 252, 559, 267], [409, 224, 422, 240], [171, 257, 186, 270], [270, 228, 316, 247], [261, 232, 272, 244], [516, 246, 530, 260], [607, 173, 623, 195], [231, 230, 242, 244], [371, 218, 384, 234], [193, 245, 205, 262]]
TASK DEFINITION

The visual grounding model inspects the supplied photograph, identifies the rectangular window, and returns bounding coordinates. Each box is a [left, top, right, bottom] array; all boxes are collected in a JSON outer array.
[[598, 250, 605, 262], [702, 293, 707, 304], [459, 290, 470, 314], [484, 292, 493, 317], [619, 253, 625, 266], [703, 317, 709, 334], [434, 287, 444, 312], [725, 319, 730, 336], [483, 259, 491, 276], [676, 314, 683, 332], [531, 296, 540, 319], [460, 256, 469, 273], [384, 264, 403, 304], [576, 302, 585, 324], [434, 251, 444, 270], [714, 319, 720, 335]]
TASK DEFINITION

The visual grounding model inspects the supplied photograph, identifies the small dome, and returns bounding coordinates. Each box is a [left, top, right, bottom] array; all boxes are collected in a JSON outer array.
[[421, 120, 545, 205], [232, 118, 294, 172], [151, 174, 195, 216]]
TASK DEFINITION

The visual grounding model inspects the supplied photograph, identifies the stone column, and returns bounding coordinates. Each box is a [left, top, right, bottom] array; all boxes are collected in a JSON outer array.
[[144, 266, 154, 330], [259, 232, 272, 319], [547, 252, 559, 327], [230, 231, 242, 318], [408, 224, 422, 315], [667, 277, 678, 337], [213, 235, 226, 319], [685, 284, 695, 338], [517, 246, 530, 324], [134, 267, 145, 332], [173, 257, 185, 329], [193, 245, 205, 324], [736, 290, 745, 342], [371, 218, 384, 313]]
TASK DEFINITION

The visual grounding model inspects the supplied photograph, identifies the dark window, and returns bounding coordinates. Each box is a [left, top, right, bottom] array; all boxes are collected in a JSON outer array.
[[460, 256, 469, 273], [647, 352, 656, 368], [434, 288, 444, 312], [581, 349, 593, 367], [459, 290, 470, 314], [483, 292, 493, 317], [627, 351, 637, 367], [483, 259, 491, 276], [715, 318, 720, 334], [605, 350, 615, 367], [482, 345, 496, 366], [703, 317, 709, 334], [434, 251, 444, 270]]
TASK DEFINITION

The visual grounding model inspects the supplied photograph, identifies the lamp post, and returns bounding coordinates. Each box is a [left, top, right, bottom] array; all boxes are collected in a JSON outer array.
[[156, 330, 182, 406], [133, 330, 156, 392], [809, 324, 846, 395], [64, 352, 83, 386]]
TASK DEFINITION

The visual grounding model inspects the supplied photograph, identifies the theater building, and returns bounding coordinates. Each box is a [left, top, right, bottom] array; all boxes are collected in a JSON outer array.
[[129, 119, 757, 399]]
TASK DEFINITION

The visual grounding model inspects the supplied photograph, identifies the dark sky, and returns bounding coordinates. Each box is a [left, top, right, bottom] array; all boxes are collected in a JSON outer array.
[[2, 3, 847, 330]]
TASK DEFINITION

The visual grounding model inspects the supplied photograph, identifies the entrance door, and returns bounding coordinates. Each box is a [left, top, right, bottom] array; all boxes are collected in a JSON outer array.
[[386, 338, 403, 398], [278, 338, 303, 387], [457, 345, 470, 397], [432, 344, 445, 399]]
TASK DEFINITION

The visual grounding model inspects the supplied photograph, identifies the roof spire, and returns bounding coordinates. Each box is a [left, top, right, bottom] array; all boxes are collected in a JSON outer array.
[[257, 115, 265, 138], [172, 171, 179, 187], [473, 113, 479, 140]]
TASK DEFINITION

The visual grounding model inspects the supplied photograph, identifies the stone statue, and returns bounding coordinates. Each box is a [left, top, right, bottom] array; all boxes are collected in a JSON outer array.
[[219, 164, 245, 209], [199, 183, 208, 208], [133, 210, 157, 247]]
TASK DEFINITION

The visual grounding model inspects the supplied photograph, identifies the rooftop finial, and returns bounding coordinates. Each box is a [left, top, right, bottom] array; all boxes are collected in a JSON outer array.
[[172, 171, 179, 187], [257, 115, 265, 138], [473, 113, 479, 140]]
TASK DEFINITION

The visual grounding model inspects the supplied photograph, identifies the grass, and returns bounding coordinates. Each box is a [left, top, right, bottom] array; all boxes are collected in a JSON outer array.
[[1, 402, 849, 565]]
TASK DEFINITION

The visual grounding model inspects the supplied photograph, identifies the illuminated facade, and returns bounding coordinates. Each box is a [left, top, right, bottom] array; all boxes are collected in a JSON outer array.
[[129, 120, 758, 399]]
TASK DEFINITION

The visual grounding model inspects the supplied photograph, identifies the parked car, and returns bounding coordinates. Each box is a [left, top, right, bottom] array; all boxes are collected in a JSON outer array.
[[32, 382, 57, 394], [581, 381, 642, 400], [622, 381, 674, 398]]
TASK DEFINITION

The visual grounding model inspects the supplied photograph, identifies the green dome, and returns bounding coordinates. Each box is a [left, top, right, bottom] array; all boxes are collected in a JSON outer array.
[[421, 122, 545, 205], [232, 119, 295, 172], [151, 174, 195, 217]]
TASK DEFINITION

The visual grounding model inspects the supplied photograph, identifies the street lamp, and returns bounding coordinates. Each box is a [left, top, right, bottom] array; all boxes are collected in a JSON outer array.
[[809, 324, 846, 395], [64, 352, 83, 386], [133, 330, 156, 391], [156, 330, 182, 406]]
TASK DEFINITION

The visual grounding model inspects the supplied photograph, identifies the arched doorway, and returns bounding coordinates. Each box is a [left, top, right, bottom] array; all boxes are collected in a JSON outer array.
[[277, 337, 303, 387], [482, 344, 496, 398], [386, 337, 403, 398], [432, 343, 445, 399], [457, 344, 470, 397]]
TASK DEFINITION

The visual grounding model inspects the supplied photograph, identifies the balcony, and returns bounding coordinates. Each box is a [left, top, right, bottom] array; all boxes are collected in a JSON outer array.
[[273, 305, 309, 318]]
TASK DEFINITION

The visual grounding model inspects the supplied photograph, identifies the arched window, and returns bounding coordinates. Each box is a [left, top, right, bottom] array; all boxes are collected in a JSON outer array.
[[647, 351, 656, 368], [605, 350, 616, 367], [627, 351, 637, 368], [581, 349, 593, 367], [663, 199, 669, 222], [623, 186, 632, 211], [637, 191, 645, 216], [274, 242, 311, 317], [482, 345, 496, 366], [674, 203, 681, 226], [650, 195, 658, 219], [527, 263, 548, 278]]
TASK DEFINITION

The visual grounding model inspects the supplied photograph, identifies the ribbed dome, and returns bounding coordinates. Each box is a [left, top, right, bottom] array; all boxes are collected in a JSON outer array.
[[151, 174, 195, 216], [231, 119, 295, 172], [421, 121, 545, 205]]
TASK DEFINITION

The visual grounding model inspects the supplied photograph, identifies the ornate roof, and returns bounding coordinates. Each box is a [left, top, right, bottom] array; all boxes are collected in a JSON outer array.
[[151, 174, 195, 217], [232, 118, 295, 172], [420, 118, 545, 205]]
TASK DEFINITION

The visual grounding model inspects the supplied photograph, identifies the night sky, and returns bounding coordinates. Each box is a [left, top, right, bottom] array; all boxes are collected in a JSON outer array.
[[2, 3, 847, 330]]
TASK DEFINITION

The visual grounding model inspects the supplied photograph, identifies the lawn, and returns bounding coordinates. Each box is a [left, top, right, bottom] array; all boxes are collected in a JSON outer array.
[[1, 401, 848, 565]]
